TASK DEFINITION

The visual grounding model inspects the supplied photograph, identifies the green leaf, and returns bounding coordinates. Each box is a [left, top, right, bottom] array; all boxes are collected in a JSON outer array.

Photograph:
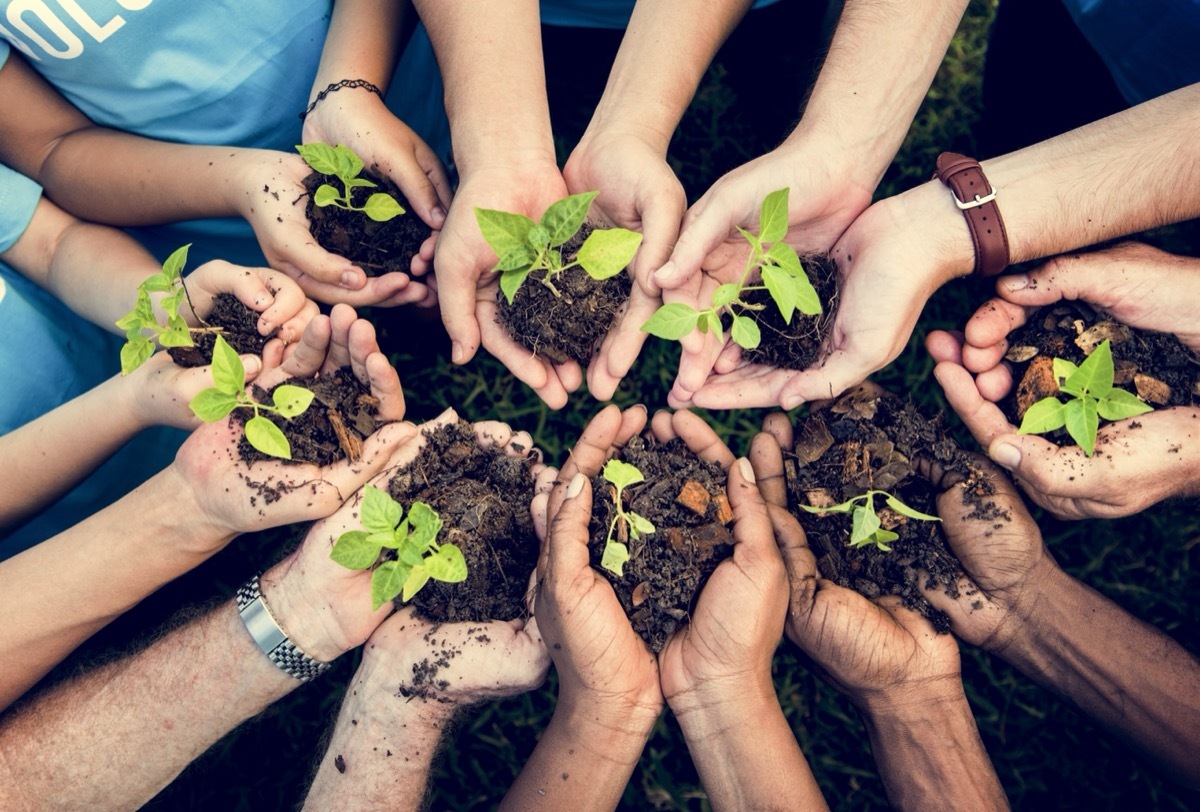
[[600, 540, 630, 577], [627, 512, 656, 538], [527, 224, 551, 251], [406, 501, 443, 548], [363, 193, 405, 222], [120, 336, 155, 375], [313, 184, 340, 207], [333, 144, 364, 181], [329, 530, 382, 570], [401, 566, 432, 603], [798, 499, 856, 514], [140, 272, 174, 294], [361, 484, 403, 535], [161, 243, 191, 281], [642, 302, 699, 340], [1018, 397, 1067, 434], [499, 267, 533, 305], [494, 244, 537, 272], [849, 503, 882, 547], [272, 384, 315, 418], [188, 388, 238, 422], [792, 273, 822, 316], [578, 228, 643, 280], [1063, 339, 1114, 398], [761, 265, 796, 324], [766, 240, 804, 276], [1052, 357, 1079, 386], [369, 529, 402, 549], [371, 560, 412, 610], [343, 177, 377, 191], [245, 414, 292, 459], [540, 191, 597, 245], [423, 544, 468, 583], [882, 493, 941, 522], [870, 528, 899, 552], [735, 225, 761, 253], [475, 208, 538, 257], [603, 459, 645, 490], [705, 311, 724, 338], [711, 283, 741, 309], [1097, 388, 1154, 421], [1064, 396, 1099, 456], [209, 335, 245, 395], [296, 143, 342, 176], [158, 325, 193, 348], [758, 188, 790, 243], [398, 542, 425, 567], [731, 314, 761, 349]]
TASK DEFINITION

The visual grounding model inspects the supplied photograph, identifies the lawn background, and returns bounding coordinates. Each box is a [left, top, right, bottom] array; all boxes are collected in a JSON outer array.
[[46, 0, 1198, 808]]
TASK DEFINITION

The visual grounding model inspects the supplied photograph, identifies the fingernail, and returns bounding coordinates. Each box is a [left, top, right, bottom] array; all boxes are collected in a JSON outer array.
[[566, 473, 585, 499], [781, 394, 802, 411], [431, 205, 447, 226], [341, 271, 361, 288], [652, 261, 676, 285], [241, 355, 262, 376], [258, 317, 274, 335], [737, 457, 755, 483], [991, 441, 1021, 470], [451, 341, 465, 363], [1002, 274, 1030, 292]]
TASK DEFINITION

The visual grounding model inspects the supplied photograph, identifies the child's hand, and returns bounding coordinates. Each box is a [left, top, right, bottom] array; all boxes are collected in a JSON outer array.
[[183, 260, 318, 345]]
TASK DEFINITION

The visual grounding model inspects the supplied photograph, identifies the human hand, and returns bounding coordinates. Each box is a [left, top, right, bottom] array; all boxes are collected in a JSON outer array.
[[750, 416, 961, 709], [184, 259, 319, 344], [928, 331, 1200, 519], [434, 161, 582, 408], [230, 150, 431, 307], [563, 129, 685, 399], [658, 456, 788, 715]]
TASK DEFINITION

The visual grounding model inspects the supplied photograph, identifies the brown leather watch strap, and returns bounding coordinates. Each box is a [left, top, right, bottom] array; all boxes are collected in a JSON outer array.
[[935, 152, 1010, 278]]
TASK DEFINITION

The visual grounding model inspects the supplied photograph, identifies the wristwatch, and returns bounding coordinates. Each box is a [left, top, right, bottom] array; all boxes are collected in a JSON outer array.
[[935, 152, 1011, 278], [236, 573, 331, 682]]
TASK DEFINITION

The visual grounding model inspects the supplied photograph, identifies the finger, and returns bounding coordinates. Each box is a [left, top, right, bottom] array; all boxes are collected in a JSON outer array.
[[689, 367, 795, 410], [778, 350, 869, 410], [274, 298, 320, 346], [713, 340, 743, 375], [553, 359, 585, 395], [274, 238, 364, 290], [749, 431, 787, 508], [552, 404, 646, 518], [546, 473, 593, 576], [324, 303, 358, 374], [390, 148, 448, 230], [674, 409, 736, 470], [436, 252, 483, 365], [767, 503, 817, 620], [975, 363, 1015, 403], [648, 408, 676, 442], [474, 420, 514, 450], [654, 198, 734, 290], [260, 338, 285, 373], [266, 313, 331, 385], [932, 361, 1016, 449], [587, 289, 654, 401], [872, 595, 945, 641], [727, 457, 777, 566], [631, 192, 684, 298], [365, 352, 405, 421], [962, 299, 1029, 372], [291, 273, 417, 308], [761, 412, 794, 451], [924, 330, 965, 365]]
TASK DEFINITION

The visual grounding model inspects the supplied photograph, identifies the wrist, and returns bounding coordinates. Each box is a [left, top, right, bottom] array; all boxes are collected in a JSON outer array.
[[887, 178, 977, 287], [149, 465, 239, 557], [856, 675, 968, 722], [670, 675, 781, 738], [557, 683, 662, 748], [257, 555, 354, 664]]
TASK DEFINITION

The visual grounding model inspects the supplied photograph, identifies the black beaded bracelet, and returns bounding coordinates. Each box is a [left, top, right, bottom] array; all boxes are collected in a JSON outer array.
[[300, 78, 385, 121]]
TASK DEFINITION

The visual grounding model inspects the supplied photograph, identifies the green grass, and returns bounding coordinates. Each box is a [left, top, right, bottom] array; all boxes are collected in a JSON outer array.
[[100, 0, 1200, 808]]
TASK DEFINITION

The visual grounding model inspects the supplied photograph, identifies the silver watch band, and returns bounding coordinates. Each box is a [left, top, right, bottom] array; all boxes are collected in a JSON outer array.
[[235, 574, 331, 683]]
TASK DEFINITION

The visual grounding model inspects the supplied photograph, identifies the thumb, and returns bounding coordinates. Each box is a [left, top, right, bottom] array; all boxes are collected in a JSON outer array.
[[632, 191, 685, 297], [654, 205, 731, 290]]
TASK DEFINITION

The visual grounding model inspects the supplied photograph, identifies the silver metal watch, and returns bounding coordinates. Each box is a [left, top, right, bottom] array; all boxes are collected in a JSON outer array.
[[235, 574, 331, 682]]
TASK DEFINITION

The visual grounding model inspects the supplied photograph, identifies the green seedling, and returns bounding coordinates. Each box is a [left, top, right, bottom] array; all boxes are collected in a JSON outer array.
[[1017, 338, 1152, 456], [599, 459, 656, 577], [474, 191, 644, 305], [641, 188, 820, 351], [296, 143, 406, 222], [117, 244, 209, 374], [329, 485, 467, 610], [187, 335, 314, 460], [799, 490, 941, 552]]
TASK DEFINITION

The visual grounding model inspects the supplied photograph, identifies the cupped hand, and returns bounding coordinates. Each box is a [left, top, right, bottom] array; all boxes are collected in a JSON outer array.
[[185, 259, 319, 345], [659, 457, 787, 713], [232, 150, 430, 307], [928, 331, 1200, 519], [434, 162, 581, 408], [749, 419, 961, 708], [563, 129, 686, 400]]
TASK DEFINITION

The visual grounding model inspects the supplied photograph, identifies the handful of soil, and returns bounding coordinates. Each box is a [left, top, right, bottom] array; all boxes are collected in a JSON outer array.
[[782, 386, 1000, 632], [497, 225, 632, 366], [388, 420, 541, 623], [739, 252, 840, 371], [587, 435, 735, 652], [303, 169, 432, 277], [999, 300, 1199, 428], [168, 293, 269, 367], [238, 367, 385, 467]]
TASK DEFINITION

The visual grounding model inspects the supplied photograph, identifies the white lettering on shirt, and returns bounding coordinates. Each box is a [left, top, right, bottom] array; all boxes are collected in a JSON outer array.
[[115, 0, 151, 10], [1, 0, 154, 60], [6, 1, 83, 59], [54, 0, 124, 42]]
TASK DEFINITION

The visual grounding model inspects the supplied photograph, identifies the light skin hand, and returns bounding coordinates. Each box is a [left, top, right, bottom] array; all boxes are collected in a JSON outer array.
[[927, 332, 1200, 519], [435, 162, 585, 408]]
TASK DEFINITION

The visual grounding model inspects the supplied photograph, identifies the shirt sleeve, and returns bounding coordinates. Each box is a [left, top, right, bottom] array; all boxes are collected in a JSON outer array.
[[0, 163, 43, 254]]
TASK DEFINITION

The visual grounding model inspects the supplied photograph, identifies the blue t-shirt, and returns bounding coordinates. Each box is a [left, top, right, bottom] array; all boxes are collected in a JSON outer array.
[[1061, 0, 1200, 105]]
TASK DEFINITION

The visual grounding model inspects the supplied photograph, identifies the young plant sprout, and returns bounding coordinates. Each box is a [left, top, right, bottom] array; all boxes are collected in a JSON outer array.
[[600, 459, 656, 576], [296, 143, 406, 223], [641, 187, 820, 350], [1017, 338, 1153, 456], [329, 485, 468, 610], [117, 244, 207, 374], [187, 335, 314, 460], [474, 191, 644, 304], [799, 490, 940, 552]]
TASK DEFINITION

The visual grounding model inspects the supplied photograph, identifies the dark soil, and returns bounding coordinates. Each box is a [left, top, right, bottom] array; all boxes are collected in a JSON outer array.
[[496, 226, 632, 366], [782, 386, 1005, 631], [740, 252, 840, 370], [303, 169, 432, 277], [168, 292, 268, 367], [999, 300, 1200, 433], [237, 366, 385, 467], [587, 435, 734, 652], [388, 420, 541, 623]]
